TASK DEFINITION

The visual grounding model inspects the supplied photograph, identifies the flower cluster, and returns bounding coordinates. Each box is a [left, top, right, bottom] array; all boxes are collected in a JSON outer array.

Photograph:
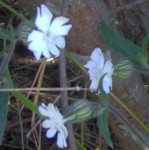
[[38, 103, 68, 148], [27, 4, 114, 94], [84, 48, 114, 94], [27, 4, 72, 60], [27, 3, 115, 149]]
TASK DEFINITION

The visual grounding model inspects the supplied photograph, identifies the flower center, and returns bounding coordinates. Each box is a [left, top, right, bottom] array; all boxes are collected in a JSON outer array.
[[43, 31, 53, 43]]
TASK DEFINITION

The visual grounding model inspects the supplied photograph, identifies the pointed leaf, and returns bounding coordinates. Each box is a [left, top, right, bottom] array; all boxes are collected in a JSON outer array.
[[5, 67, 39, 115], [97, 108, 113, 148], [140, 34, 149, 66], [0, 83, 9, 145], [0, 40, 17, 79], [12, 91, 39, 115], [100, 23, 143, 66]]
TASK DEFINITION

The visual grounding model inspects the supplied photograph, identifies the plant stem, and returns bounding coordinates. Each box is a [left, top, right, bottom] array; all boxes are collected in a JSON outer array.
[[108, 104, 149, 148], [59, 0, 77, 149], [110, 92, 149, 133], [0, 1, 25, 20], [59, 49, 77, 150]]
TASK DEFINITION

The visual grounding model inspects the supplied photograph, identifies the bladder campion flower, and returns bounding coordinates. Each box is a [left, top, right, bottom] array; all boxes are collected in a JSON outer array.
[[38, 103, 68, 148], [84, 48, 114, 94], [27, 4, 72, 60]]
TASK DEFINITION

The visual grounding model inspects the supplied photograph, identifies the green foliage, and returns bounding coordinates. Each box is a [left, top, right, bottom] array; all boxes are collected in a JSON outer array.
[[12, 92, 39, 115], [97, 107, 113, 148], [0, 1, 25, 20], [98, 74, 109, 103], [100, 23, 147, 67], [0, 82, 9, 145], [0, 40, 17, 79], [76, 140, 88, 150], [0, 25, 16, 41], [120, 125, 149, 150], [140, 34, 149, 66], [113, 58, 133, 79], [0, 28, 11, 40], [64, 99, 104, 124], [5, 67, 39, 115]]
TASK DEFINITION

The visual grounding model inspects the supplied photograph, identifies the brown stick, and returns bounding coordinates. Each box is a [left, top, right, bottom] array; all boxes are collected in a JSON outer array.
[[59, 1, 78, 149], [59, 49, 78, 150]]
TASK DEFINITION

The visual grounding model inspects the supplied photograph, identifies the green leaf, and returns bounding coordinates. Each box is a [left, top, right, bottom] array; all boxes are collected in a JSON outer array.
[[97, 107, 113, 148], [0, 40, 17, 79], [120, 125, 149, 150], [76, 139, 88, 150], [0, 28, 11, 40], [0, 82, 9, 145], [5, 67, 39, 115], [140, 34, 149, 66], [98, 74, 109, 103], [12, 91, 39, 115], [0, 1, 25, 20], [100, 23, 143, 66]]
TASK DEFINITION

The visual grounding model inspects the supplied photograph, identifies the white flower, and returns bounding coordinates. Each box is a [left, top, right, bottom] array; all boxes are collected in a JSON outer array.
[[38, 103, 68, 148], [27, 4, 72, 60], [84, 48, 114, 94]]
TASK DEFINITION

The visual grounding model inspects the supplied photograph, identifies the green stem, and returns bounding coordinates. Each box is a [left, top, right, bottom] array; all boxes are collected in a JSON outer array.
[[110, 92, 149, 133], [0, 1, 25, 20]]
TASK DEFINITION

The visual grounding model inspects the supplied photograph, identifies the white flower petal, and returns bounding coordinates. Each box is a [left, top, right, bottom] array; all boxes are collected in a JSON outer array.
[[46, 127, 57, 138], [91, 48, 103, 62], [50, 16, 69, 28], [45, 103, 63, 121], [39, 102, 68, 148], [28, 40, 47, 60], [35, 4, 53, 31], [55, 36, 65, 49], [58, 124, 68, 138], [33, 50, 42, 60], [57, 133, 67, 148], [27, 30, 43, 42], [85, 48, 114, 93], [56, 108, 64, 119], [90, 79, 99, 91], [46, 103, 58, 119], [38, 103, 49, 117], [50, 16, 72, 36], [84, 61, 97, 69], [42, 120, 55, 128], [48, 43, 60, 57], [103, 61, 114, 75], [57, 132, 67, 148], [91, 48, 104, 72], [42, 48, 51, 58], [103, 75, 112, 94], [47, 103, 56, 113]]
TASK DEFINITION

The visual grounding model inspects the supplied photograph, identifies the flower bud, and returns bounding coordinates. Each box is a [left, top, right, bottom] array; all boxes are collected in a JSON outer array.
[[16, 19, 34, 45], [63, 99, 103, 124], [113, 59, 133, 79]]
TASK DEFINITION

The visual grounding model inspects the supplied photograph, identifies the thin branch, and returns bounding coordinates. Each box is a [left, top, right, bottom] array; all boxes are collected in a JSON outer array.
[[59, 0, 78, 149], [0, 86, 89, 92]]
